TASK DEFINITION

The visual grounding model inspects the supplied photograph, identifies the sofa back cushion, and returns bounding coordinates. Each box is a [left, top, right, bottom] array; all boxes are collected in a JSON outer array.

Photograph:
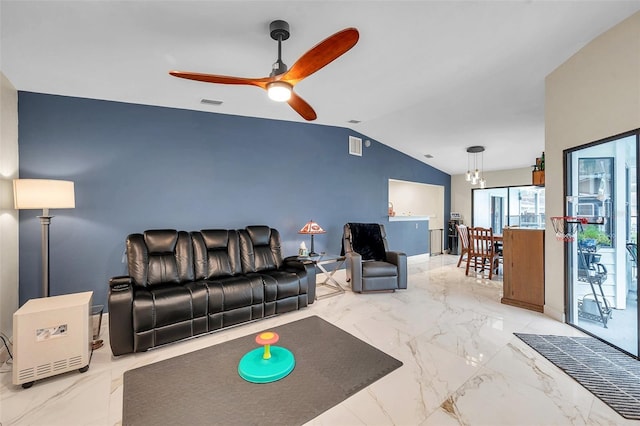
[[127, 230, 194, 287], [239, 226, 283, 273], [191, 230, 242, 280]]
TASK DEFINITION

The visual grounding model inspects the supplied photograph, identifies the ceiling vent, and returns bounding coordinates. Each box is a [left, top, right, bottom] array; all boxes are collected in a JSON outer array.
[[200, 98, 223, 106], [349, 136, 362, 156]]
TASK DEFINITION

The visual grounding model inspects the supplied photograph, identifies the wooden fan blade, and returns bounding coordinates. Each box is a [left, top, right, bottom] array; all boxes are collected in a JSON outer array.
[[169, 71, 271, 89], [287, 91, 317, 121], [283, 28, 359, 85]]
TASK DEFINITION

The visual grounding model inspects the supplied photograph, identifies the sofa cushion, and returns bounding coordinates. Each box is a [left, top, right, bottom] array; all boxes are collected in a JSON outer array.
[[362, 261, 398, 277], [127, 230, 194, 287], [131, 282, 208, 352], [192, 230, 241, 280], [239, 226, 284, 273], [205, 275, 265, 329]]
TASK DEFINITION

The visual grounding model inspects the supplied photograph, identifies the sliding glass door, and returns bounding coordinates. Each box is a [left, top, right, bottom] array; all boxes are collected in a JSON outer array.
[[564, 131, 639, 357], [472, 186, 545, 232]]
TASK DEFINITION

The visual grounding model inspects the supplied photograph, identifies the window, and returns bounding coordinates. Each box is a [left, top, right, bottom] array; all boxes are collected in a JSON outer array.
[[472, 185, 545, 232]]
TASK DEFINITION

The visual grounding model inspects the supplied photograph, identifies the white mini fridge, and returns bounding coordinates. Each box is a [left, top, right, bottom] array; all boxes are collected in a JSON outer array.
[[13, 291, 93, 388]]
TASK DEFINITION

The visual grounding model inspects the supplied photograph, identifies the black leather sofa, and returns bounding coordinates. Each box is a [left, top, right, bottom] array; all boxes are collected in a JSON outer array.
[[108, 226, 315, 356]]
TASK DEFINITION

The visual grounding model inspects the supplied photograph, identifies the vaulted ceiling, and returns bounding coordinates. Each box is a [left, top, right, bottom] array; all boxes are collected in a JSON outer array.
[[2, 1, 639, 175]]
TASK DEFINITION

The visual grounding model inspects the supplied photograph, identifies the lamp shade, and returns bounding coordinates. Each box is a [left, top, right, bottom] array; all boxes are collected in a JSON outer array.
[[298, 220, 326, 234], [13, 179, 75, 210]]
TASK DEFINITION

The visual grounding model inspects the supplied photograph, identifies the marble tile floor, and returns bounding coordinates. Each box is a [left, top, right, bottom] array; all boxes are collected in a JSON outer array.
[[1, 254, 637, 425]]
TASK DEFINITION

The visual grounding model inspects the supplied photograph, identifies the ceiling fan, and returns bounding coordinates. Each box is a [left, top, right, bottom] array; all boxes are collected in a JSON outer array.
[[169, 20, 359, 121]]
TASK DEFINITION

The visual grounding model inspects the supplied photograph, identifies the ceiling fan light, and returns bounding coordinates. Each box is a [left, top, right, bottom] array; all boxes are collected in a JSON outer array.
[[267, 82, 292, 102]]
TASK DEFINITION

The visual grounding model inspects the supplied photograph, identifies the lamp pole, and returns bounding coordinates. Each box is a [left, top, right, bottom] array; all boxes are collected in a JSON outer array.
[[38, 209, 52, 297]]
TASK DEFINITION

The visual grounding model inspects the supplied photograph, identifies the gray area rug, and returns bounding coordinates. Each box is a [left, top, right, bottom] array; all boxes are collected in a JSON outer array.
[[515, 333, 640, 420], [123, 315, 403, 426]]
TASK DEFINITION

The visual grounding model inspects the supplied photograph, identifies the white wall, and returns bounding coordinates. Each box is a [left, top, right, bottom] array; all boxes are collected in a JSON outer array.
[[389, 179, 444, 229], [0, 71, 19, 339], [545, 12, 640, 321], [451, 167, 532, 224]]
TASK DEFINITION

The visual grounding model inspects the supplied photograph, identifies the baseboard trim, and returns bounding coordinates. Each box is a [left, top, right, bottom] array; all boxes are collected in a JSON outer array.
[[543, 304, 565, 322], [407, 253, 430, 264]]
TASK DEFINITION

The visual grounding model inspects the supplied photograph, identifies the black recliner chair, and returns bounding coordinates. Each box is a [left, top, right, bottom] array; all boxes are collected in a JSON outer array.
[[342, 223, 407, 293]]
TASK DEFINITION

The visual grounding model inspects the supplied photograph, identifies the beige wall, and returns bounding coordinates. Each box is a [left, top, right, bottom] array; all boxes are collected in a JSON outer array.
[[545, 12, 640, 321], [0, 72, 19, 339], [451, 167, 533, 225]]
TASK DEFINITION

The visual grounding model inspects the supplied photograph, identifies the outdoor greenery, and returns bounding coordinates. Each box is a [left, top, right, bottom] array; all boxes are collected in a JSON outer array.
[[578, 224, 611, 246]]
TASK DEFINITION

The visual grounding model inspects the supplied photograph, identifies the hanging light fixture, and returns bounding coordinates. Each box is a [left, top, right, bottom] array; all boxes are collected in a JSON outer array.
[[466, 146, 486, 187], [479, 149, 486, 188], [465, 150, 472, 182]]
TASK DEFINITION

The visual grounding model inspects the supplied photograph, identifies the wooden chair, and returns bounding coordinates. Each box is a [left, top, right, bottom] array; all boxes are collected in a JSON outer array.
[[466, 227, 500, 279], [456, 224, 470, 267]]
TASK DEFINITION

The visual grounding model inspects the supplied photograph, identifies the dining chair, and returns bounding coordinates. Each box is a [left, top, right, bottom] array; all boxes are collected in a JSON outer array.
[[456, 224, 470, 268], [466, 227, 500, 279]]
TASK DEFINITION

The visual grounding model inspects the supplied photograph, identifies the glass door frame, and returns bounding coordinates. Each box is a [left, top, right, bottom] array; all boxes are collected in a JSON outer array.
[[562, 128, 640, 359]]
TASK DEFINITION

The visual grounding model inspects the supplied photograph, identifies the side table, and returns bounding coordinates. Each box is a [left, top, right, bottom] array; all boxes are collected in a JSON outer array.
[[299, 254, 346, 299]]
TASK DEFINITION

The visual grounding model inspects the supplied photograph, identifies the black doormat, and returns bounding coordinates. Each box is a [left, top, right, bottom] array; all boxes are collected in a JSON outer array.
[[123, 316, 403, 426], [515, 333, 640, 420]]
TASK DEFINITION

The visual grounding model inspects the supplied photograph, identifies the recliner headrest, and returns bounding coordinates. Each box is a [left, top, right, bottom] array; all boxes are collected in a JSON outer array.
[[144, 230, 178, 253], [246, 226, 271, 245], [201, 229, 231, 249]]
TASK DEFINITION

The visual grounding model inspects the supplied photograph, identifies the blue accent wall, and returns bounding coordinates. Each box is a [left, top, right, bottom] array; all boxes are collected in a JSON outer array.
[[17, 92, 450, 307]]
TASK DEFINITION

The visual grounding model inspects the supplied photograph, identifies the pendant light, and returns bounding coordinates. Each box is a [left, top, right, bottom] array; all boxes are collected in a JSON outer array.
[[466, 146, 486, 187]]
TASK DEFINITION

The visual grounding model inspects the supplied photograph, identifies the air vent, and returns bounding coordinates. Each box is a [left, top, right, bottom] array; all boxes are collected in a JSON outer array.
[[349, 136, 362, 156], [53, 359, 68, 371], [36, 363, 52, 377], [18, 367, 35, 381], [69, 356, 83, 368], [348, 119, 361, 124], [200, 98, 223, 106]]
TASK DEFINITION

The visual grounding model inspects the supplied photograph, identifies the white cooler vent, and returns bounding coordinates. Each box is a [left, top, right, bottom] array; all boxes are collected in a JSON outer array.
[[349, 136, 362, 156], [18, 368, 35, 381]]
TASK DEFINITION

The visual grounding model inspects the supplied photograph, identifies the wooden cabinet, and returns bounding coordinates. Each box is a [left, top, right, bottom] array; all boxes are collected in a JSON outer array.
[[501, 228, 545, 312]]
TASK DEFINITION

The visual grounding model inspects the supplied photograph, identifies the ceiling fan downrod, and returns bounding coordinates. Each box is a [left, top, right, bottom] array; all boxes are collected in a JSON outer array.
[[270, 20, 290, 77]]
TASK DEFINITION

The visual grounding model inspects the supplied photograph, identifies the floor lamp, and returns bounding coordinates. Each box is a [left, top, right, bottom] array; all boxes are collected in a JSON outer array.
[[13, 179, 75, 298]]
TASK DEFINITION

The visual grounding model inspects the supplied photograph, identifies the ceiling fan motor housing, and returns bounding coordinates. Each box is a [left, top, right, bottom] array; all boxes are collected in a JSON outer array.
[[270, 20, 290, 41], [269, 20, 290, 77]]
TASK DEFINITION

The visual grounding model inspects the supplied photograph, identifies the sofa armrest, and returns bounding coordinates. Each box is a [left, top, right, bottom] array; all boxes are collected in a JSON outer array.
[[283, 257, 317, 303], [108, 276, 134, 356], [109, 275, 133, 290], [345, 252, 363, 292], [386, 251, 407, 289]]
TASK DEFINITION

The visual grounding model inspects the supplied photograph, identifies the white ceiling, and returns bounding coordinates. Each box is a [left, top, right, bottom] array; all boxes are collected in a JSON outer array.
[[2, 1, 639, 175]]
